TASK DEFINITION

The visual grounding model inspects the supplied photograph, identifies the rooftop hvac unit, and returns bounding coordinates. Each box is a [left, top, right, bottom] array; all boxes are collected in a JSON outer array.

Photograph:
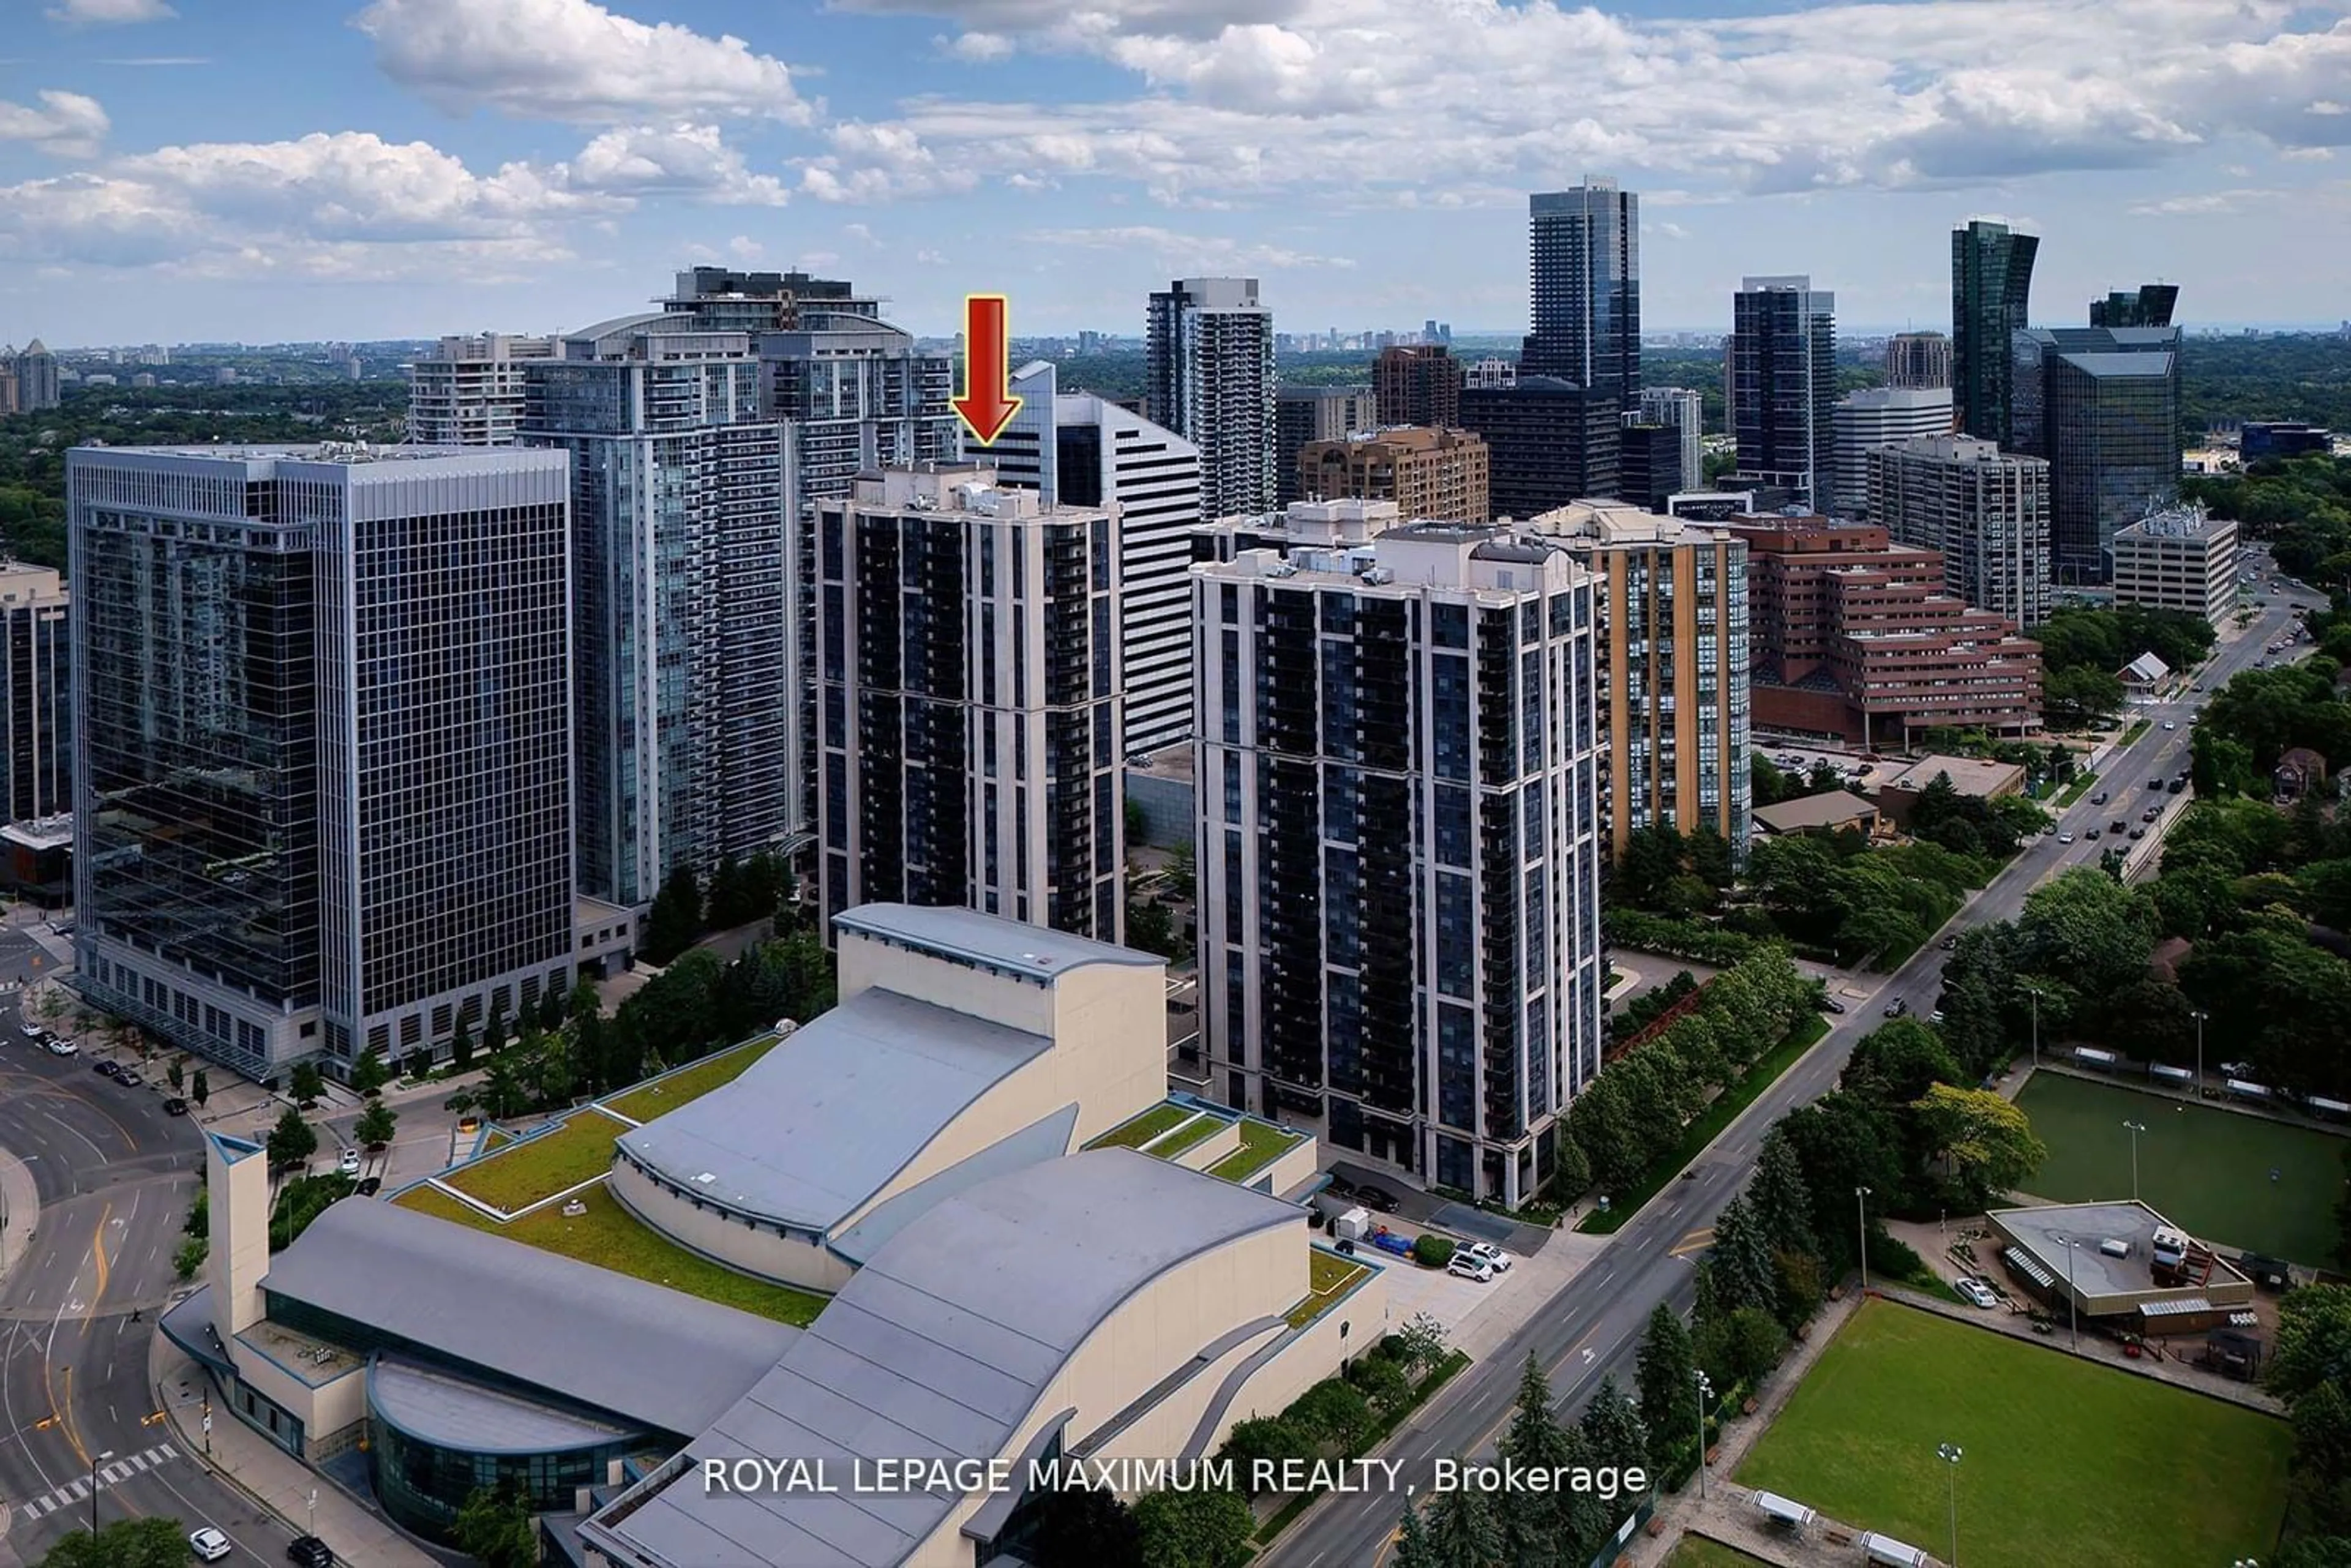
[[2099, 1237, 2131, 1259], [1360, 566, 1395, 586]]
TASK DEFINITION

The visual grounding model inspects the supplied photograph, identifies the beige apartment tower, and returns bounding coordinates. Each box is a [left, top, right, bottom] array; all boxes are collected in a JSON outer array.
[[1297, 426, 1490, 523]]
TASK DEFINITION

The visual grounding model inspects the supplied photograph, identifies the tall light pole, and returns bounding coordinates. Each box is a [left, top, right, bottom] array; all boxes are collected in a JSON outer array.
[[2192, 1008, 2208, 1100], [2123, 1120, 2147, 1201], [1693, 1370, 1714, 1500], [2023, 981, 2044, 1070], [1937, 1442, 1963, 1567], [1856, 1187, 1873, 1294], [89, 1449, 113, 1534]]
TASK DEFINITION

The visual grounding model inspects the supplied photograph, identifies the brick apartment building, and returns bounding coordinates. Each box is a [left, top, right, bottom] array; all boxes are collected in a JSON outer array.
[[1726, 516, 2042, 745], [1296, 426, 1490, 523]]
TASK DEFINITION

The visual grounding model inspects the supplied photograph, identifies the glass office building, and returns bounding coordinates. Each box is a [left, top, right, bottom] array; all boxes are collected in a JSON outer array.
[[69, 446, 575, 1075]]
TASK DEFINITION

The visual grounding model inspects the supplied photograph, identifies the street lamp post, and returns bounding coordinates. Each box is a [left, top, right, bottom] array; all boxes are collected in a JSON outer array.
[[1693, 1370, 1714, 1501], [1937, 1442, 1963, 1566], [2024, 982, 2043, 1071], [1856, 1187, 1873, 1294], [89, 1449, 113, 1534], [2192, 1008, 2208, 1100], [2123, 1120, 2147, 1202]]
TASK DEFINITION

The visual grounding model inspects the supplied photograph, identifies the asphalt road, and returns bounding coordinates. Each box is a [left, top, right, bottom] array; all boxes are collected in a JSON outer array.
[[1264, 573, 2319, 1568], [0, 950, 295, 1568]]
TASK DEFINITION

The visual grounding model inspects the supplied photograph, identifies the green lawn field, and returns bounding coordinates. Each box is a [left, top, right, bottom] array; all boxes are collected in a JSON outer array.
[[2014, 1070, 2347, 1265], [1736, 1300, 2290, 1568], [1664, 1539, 1770, 1567]]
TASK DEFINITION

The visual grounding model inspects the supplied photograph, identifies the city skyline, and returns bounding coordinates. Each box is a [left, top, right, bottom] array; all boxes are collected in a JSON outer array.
[[0, 0, 2345, 345]]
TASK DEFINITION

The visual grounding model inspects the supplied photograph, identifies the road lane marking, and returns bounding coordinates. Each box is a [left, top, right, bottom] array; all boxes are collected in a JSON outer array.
[[1668, 1228, 1715, 1256], [12, 1444, 182, 1518]]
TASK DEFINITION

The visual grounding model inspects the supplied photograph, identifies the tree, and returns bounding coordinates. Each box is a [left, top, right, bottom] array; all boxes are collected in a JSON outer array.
[[38, 1516, 189, 1568], [190, 1068, 209, 1109], [536, 982, 568, 1032], [264, 1106, 317, 1174], [1287, 1378, 1372, 1451], [2292, 1378, 2351, 1535], [1635, 1302, 1698, 1468], [348, 1044, 390, 1098], [482, 996, 511, 1060], [1131, 1488, 1255, 1568], [288, 1061, 324, 1108], [640, 863, 706, 965], [1496, 1352, 1572, 1561], [1843, 1019, 1965, 1109], [1394, 1311, 1450, 1378], [2272, 1286, 2351, 1407], [1348, 1349, 1412, 1416], [453, 1486, 538, 1568], [1578, 1374, 1648, 1476], [174, 1237, 208, 1281], [1217, 1417, 1316, 1490], [2015, 868, 2159, 1007], [1779, 1091, 1908, 1260], [354, 1100, 397, 1152], [2042, 664, 2125, 729], [166, 1057, 184, 1093], [1722, 1305, 1788, 1384], [1421, 1468, 1504, 1568], [1910, 1084, 2050, 1199], [1391, 1497, 1439, 1568], [2278, 1540, 2351, 1568], [1709, 1194, 1779, 1316], [1747, 1128, 1818, 1259], [1030, 1488, 1142, 1568]]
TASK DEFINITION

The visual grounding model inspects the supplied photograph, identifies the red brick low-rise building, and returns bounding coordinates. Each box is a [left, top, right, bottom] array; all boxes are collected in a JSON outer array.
[[1726, 514, 2042, 745]]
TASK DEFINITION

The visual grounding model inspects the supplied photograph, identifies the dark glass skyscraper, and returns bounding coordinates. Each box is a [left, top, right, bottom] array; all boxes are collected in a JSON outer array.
[[1523, 181, 1640, 396], [1730, 276, 1837, 512], [1952, 219, 2039, 445], [2090, 285, 2180, 328]]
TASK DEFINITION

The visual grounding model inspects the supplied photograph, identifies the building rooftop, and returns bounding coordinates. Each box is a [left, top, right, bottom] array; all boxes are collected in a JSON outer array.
[[1877, 754, 2027, 797], [592, 1149, 1300, 1568], [833, 902, 1161, 983], [1993, 1200, 2251, 1302], [0, 813, 72, 852], [2060, 350, 2177, 378], [1751, 790, 1878, 835], [615, 986, 1054, 1234], [2117, 503, 2231, 542], [261, 1197, 797, 1436], [370, 1356, 638, 1453]]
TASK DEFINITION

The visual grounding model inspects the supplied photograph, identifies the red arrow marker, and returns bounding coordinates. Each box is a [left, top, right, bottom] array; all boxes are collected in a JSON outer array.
[[952, 293, 1022, 446]]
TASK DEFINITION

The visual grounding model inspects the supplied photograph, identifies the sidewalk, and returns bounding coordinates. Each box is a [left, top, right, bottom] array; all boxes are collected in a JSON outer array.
[[0, 1144, 36, 1288], [150, 1324, 435, 1568]]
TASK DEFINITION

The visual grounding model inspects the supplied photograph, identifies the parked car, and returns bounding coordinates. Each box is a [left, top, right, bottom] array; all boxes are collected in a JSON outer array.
[[2144, 806, 2162, 821], [338, 1147, 362, 1177], [1955, 1278, 1998, 1310], [354, 1177, 381, 1198], [1463, 1241, 1513, 1273], [288, 1537, 335, 1568], [1355, 1184, 1399, 1214], [1446, 1254, 1495, 1283], [117, 1070, 143, 1088], [2128, 827, 2146, 840], [1323, 1174, 1357, 1200], [190, 1528, 233, 1563], [2149, 778, 2164, 790], [1820, 996, 1847, 1015], [93, 1059, 120, 1078], [162, 1098, 189, 1116], [2169, 778, 2188, 794], [47, 1037, 77, 1057]]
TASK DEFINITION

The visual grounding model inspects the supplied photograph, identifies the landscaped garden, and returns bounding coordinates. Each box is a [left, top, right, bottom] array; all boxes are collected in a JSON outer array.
[[2014, 1070, 2347, 1265], [1086, 1102, 1194, 1150], [1663, 1539, 1771, 1568], [1736, 1299, 2290, 1567], [602, 1033, 782, 1124], [1209, 1119, 1303, 1183], [433, 1107, 632, 1214], [397, 1183, 825, 1326], [1284, 1249, 1370, 1330]]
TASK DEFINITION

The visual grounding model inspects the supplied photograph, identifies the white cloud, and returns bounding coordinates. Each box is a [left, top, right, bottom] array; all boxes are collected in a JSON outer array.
[[562, 124, 789, 204], [0, 130, 610, 276], [729, 234, 765, 260], [842, 220, 879, 244], [914, 247, 948, 264], [804, 0, 2351, 208], [939, 31, 1014, 61], [0, 90, 109, 158], [354, 0, 812, 126], [47, 0, 174, 24], [797, 121, 981, 202], [2128, 187, 2287, 216]]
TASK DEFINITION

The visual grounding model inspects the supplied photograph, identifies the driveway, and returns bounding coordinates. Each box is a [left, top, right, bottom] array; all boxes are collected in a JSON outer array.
[[1327, 1161, 1554, 1256]]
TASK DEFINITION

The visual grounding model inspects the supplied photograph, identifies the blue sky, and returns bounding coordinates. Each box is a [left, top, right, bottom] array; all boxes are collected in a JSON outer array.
[[1, 0, 2347, 346]]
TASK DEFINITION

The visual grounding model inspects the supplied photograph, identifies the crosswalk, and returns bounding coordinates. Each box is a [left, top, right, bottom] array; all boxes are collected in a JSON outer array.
[[11, 1443, 180, 1520]]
